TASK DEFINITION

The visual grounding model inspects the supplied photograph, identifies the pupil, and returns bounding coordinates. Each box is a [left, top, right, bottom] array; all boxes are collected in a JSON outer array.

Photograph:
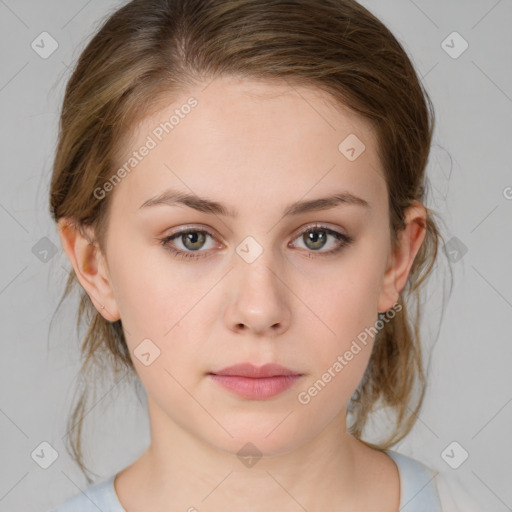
[[306, 230, 326, 249], [184, 232, 204, 250]]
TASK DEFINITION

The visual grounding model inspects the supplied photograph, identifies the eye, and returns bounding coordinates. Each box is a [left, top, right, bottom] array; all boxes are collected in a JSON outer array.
[[160, 228, 218, 260], [160, 224, 354, 261], [289, 224, 354, 257]]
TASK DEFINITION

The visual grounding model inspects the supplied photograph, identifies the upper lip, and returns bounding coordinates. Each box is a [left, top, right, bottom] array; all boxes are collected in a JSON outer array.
[[210, 363, 303, 378]]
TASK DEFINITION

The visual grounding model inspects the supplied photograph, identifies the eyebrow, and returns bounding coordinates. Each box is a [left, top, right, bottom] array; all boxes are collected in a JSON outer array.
[[138, 188, 370, 217]]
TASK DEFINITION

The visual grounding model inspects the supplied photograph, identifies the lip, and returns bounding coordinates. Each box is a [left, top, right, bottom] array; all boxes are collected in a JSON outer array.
[[208, 363, 304, 400], [210, 363, 302, 378]]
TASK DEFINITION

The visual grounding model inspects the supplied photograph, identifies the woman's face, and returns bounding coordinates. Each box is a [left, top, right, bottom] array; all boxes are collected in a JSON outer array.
[[68, 76, 422, 457]]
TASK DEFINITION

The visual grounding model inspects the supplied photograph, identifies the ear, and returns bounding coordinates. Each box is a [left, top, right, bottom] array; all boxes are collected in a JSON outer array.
[[57, 217, 120, 322], [377, 202, 427, 313]]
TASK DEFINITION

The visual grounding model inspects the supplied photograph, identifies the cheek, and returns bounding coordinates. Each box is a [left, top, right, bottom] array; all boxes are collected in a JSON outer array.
[[107, 231, 180, 324], [307, 254, 384, 349], [107, 239, 218, 369], [295, 273, 379, 421], [297, 248, 384, 394]]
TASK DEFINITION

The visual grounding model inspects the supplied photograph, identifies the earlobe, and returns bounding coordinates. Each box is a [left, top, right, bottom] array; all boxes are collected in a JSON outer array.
[[57, 218, 120, 322], [377, 203, 427, 313]]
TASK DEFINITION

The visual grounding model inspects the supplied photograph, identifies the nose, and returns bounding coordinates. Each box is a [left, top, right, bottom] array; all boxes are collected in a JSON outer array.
[[224, 247, 292, 337]]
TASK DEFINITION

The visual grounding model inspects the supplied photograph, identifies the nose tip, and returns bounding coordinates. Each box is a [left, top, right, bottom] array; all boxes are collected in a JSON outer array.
[[226, 253, 291, 337]]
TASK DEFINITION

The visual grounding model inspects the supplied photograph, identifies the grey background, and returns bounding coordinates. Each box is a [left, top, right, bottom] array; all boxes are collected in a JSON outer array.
[[0, 0, 511, 510]]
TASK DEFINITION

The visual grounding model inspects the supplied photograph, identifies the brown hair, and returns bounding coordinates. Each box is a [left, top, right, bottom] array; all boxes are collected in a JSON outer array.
[[49, 0, 452, 483]]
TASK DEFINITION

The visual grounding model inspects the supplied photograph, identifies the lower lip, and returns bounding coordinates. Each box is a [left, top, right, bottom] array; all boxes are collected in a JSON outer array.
[[209, 374, 303, 400]]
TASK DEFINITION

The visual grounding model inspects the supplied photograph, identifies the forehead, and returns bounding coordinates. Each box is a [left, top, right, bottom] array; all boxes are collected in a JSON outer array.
[[110, 76, 387, 215]]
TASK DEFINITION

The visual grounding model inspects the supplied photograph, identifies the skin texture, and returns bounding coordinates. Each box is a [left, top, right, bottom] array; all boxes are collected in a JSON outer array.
[[58, 76, 427, 512]]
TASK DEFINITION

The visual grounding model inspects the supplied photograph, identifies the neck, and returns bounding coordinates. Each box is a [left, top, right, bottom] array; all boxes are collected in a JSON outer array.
[[132, 397, 373, 512]]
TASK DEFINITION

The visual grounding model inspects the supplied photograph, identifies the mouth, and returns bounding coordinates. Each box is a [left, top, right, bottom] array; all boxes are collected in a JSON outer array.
[[208, 363, 304, 400]]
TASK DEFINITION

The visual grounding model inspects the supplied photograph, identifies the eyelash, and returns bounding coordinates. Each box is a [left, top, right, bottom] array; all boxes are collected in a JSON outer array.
[[160, 224, 354, 261]]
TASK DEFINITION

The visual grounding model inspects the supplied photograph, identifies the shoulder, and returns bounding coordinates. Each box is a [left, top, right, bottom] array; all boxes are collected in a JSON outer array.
[[385, 450, 485, 512], [48, 474, 125, 512], [385, 449, 443, 512]]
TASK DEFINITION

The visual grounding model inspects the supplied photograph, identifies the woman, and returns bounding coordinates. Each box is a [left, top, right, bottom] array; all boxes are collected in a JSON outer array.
[[48, 0, 483, 510]]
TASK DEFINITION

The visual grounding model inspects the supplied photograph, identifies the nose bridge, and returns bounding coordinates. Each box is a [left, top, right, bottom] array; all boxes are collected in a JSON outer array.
[[235, 240, 282, 304], [227, 236, 291, 334]]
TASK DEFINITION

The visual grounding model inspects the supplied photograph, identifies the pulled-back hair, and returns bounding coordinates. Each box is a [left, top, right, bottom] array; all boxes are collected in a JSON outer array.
[[49, 0, 450, 483]]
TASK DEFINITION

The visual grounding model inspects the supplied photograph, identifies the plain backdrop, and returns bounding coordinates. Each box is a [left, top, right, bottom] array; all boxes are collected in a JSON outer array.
[[0, 0, 511, 510]]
